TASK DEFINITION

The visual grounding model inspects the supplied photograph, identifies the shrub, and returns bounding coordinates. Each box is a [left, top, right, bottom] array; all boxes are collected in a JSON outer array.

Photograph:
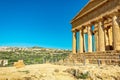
[[76, 71, 89, 79]]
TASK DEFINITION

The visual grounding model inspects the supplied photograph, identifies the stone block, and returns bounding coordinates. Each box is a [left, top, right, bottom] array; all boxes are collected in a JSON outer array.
[[101, 60, 106, 65], [14, 60, 25, 68], [86, 59, 89, 64]]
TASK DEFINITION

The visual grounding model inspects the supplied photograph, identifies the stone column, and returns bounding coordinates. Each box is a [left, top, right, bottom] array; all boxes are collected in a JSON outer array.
[[108, 26, 113, 49], [105, 29, 110, 50], [87, 25, 92, 52], [112, 15, 120, 50], [94, 31, 98, 51], [94, 25, 98, 51], [98, 20, 105, 51], [79, 29, 84, 53], [84, 33, 86, 52], [72, 31, 76, 54]]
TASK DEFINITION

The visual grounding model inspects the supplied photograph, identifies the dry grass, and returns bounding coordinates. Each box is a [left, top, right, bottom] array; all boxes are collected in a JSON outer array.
[[0, 63, 120, 80]]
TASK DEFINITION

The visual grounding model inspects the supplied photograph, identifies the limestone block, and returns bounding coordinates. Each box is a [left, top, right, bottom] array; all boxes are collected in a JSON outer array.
[[14, 60, 25, 68], [85, 59, 90, 64], [101, 60, 106, 65]]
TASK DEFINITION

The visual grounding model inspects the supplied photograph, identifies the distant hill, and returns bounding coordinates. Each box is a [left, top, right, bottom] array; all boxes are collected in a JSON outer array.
[[32, 46, 44, 49]]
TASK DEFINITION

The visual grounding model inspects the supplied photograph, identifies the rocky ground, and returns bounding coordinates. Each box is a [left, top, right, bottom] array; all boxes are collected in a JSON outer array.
[[0, 63, 120, 80]]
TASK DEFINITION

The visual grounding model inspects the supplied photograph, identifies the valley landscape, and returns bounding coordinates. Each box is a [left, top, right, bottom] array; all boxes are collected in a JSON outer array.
[[0, 0, 120, 80], [0, 47, 120, 80]]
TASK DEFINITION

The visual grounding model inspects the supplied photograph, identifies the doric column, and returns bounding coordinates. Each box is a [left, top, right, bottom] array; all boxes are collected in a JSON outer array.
[[72, 31, 76, 54], [84, 33, 86, 52], [94, 25, 98, 51], [94, 31, 98, 51], [98, 20, 105, 51], [112, 14, 120, 50], [108, 26, 113, 48], [105, 29, 110, 50], [83, 27, 87, 52], [87, 25, 92, 52], [79, 29, 84, 53]]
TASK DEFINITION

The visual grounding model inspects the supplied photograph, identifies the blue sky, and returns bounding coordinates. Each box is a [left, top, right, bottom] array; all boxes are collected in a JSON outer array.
[[0, 0, 89, 49]]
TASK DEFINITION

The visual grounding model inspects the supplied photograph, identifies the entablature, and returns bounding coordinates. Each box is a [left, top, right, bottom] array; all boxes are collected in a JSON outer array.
[[71, 0, 120, 31]]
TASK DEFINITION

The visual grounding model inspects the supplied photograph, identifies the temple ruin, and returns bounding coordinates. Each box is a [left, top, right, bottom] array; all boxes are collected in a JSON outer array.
[[70, 0, 120, 65], [71, 0, 120, 54]]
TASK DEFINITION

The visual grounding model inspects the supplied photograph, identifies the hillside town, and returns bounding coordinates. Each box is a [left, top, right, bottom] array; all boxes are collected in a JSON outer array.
[[0, 46, 71, 53]]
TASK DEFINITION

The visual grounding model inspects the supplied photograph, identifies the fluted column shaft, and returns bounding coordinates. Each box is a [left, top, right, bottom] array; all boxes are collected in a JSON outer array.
[[88, 26, 92, 52], [72, 32, 76, 54], [108, 26, 113, 47], [79, 29, 84, 53], [95, 31, 98, 51], [105, 29, 110, 50], [112, 15, 120, 50], [98, 20, 105, 51]]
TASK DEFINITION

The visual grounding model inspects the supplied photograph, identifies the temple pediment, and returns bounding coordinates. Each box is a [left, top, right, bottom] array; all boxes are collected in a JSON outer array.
[[71, 0, 108, 23]]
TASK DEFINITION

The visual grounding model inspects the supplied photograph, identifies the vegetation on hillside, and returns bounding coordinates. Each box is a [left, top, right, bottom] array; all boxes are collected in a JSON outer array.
[[0, 50, 70, 66]]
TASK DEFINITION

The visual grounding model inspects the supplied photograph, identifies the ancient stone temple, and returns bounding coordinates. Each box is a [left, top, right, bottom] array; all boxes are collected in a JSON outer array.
[[71, 0, 120, 54]]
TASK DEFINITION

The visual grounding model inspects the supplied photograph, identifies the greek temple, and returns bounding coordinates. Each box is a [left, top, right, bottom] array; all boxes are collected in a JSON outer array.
[[71, 0, 120, 54]]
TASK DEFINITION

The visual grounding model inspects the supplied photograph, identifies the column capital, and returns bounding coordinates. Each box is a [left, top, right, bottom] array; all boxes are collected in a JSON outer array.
[[79, 28, 83, 32], [77, 26, 85, 31], [81, 26, 85, 30], [72, 29, 78, 33], [83, 26, 88, 34], [96, 16, 105, 22], [87, 25, 92, 33], [112, 14, 118, 19], [93, 29, 98, 34], [94, 24, 98, 32]]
